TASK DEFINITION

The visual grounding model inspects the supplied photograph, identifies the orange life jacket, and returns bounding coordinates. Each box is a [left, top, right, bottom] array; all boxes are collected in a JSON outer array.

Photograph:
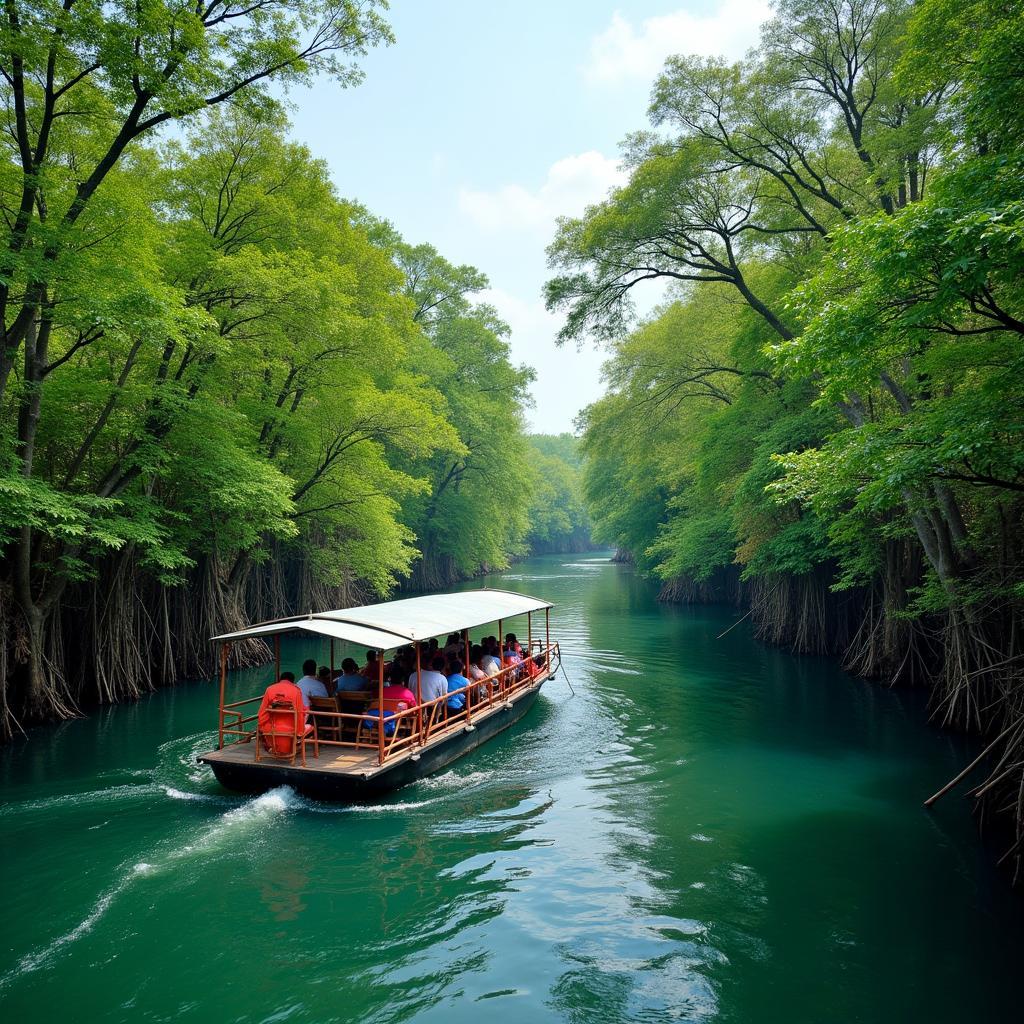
[[258, 681, 306, 755]]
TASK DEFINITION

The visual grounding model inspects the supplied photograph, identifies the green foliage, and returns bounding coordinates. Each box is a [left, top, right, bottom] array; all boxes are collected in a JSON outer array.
[[565, 0, 1024, 626], [524, 434, 592, 553], [0, 3, 539, 633], [579, 281, 836, 586], [353, 238, 540, 585]]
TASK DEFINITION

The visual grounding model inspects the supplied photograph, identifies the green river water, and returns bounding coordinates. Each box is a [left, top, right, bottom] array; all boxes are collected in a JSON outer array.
[[1, 553, 1021, 1023]]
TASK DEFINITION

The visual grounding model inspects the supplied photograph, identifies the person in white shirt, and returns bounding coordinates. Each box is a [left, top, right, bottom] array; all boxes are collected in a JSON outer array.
[[411, 653, 449, 704], [468, 645, 488, 682], [296, 658, 328, 708], [480, 644, 501, 674], [468, 645, 491, 700]]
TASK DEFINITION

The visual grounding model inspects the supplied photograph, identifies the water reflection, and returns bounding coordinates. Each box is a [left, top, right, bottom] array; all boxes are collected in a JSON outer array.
[[1, 553, 1022, 1023]]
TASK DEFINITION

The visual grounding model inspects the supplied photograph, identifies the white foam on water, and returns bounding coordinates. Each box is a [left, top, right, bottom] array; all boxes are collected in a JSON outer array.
[[162, 786, 299, 863], [162, 786, 232, 806], [0, 782, 162, 817], [344, 799, 436, 813], [2, 881, 124, 984], [418, 769, 494, 792], [690, 833, 715, 843], [1, 786, 298, 985]]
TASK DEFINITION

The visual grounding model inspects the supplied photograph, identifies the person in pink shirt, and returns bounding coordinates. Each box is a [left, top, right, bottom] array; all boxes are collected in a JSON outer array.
[[383, 664, 417, 706], [383, 681, 417, 706]]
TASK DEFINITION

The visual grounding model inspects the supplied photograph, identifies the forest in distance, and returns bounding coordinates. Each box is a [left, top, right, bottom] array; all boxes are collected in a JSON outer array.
[[2, 0, 1024, 885]]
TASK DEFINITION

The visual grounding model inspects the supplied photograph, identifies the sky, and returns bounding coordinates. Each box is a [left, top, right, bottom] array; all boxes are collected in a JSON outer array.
[[285, 0, 773, 433]]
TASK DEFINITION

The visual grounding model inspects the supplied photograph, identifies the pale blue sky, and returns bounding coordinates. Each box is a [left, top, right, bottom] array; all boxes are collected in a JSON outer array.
[[286, 0, 771, 432]]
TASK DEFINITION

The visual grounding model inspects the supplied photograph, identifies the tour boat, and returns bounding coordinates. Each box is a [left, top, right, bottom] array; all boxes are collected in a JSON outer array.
[[197, 589, 558, 799]]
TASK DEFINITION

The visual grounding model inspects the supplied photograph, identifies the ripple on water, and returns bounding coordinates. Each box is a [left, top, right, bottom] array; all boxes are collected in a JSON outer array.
[[1, 785, 307, 984]]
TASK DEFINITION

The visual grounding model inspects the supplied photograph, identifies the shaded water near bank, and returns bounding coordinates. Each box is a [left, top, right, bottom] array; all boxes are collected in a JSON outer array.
[[1, 554, 1021, 1022]]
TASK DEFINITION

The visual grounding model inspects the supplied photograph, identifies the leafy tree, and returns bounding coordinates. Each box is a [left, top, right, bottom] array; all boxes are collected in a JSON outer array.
[[563, 0, 1024, 872]]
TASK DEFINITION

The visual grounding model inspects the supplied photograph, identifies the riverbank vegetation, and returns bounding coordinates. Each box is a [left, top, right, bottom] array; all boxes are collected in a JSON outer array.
[[0, 2, 588, 737], [549, 0, 1024, 876]]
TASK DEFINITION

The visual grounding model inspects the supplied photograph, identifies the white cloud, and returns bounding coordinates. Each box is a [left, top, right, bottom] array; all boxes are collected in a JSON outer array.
[[584, 0, 773, 86], [458, 151, 626, 232], [478, 287, 605, 431], [479, 286, 562, 340]]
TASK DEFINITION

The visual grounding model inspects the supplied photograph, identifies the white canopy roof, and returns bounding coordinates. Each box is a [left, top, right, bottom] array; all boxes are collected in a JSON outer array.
[[211, 588, 553, 648]]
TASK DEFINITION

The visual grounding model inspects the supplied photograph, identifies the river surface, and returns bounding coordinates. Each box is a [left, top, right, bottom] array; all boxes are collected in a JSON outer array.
[[2, 553, 1021, 1023]]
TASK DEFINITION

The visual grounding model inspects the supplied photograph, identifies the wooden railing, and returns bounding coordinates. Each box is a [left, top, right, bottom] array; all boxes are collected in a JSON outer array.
[[218, 641, 560, 766]]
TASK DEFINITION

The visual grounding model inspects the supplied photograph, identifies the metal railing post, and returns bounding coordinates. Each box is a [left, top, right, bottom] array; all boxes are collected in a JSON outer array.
[[416, 644, 423, 745], [218, 641, 230, 749], [546, 607, 551, 676], [378, 648, 385, 766]]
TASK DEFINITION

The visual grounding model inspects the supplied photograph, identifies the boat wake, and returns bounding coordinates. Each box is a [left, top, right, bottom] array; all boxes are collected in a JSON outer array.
[[162, 786, 234, 806], [0, 782, 163, 817], [418, 768, 496, 792], [0, 781, 456, 986], [0, 786, 299, 986], [1, 863, 153, 983]]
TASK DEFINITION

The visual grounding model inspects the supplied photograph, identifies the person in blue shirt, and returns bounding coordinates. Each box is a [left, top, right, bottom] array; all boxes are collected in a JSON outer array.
[[334, 657, 368, 692], [445, 657, 469, 711]]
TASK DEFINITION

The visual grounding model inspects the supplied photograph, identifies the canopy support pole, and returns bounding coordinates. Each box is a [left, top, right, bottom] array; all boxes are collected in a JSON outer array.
[[378, 648, 385, 766], [416, 644, 423, 745], [545, 607, 551, 675], [218, 641, 230, 749], [464, 628, 472, 723], [527, 611, 532, 660], [330, 639, 335, 692], [498, 618, 504, 699]]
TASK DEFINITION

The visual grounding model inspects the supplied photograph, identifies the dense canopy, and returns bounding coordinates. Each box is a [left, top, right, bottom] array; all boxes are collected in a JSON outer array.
[[0, 1, 588, 736], [549, 0, 1024, 877]]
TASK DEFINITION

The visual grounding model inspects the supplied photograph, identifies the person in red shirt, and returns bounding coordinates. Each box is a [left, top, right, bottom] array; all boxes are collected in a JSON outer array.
[[257, 678, 310, 756]]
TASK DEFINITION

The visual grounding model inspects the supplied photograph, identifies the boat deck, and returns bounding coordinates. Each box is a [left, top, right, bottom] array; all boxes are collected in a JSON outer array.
[[200, 674, 549, 780], [201, 740, 392, 776]]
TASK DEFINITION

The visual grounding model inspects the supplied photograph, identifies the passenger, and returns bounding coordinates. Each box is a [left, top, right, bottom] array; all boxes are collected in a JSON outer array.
[[334, 657, 368, 692], [392, 661, 420, 704], [445, 658, 469, 710], [296, 658, 327, 708], [489, 636, 505, 666], [360, 650, 389, 679], [258, 677, 308, 755], [382, 678, 417, 706], [416, 653, 449, 705], [468, 645, 489, 682], [443, 632, 462, 657], [480, 643, 501, 674], [465, 646, 486, 700], [317, 665, 333, 695], [408, 642, 430, 672], [505, 633, 523, 656]]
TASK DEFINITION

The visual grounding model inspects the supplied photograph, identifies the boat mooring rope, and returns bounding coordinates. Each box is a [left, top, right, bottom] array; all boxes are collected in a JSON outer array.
[[558, 661, 576, 697]]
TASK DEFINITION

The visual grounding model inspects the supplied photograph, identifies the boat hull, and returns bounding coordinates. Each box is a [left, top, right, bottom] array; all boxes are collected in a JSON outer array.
[[200, 679, 545, 800]]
